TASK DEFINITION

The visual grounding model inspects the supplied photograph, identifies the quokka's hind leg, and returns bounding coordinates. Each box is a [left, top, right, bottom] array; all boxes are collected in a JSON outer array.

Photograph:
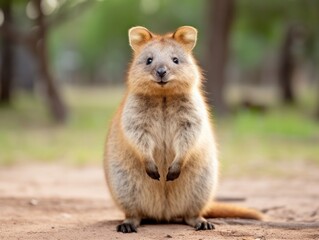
[[116, 216, 141, 233], [184, 216, 215, 231]]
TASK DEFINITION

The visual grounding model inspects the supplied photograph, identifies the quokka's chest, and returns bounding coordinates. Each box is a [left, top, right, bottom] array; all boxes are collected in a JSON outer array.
[[122, 94, 199, 132], [121, 93, 204, 164]]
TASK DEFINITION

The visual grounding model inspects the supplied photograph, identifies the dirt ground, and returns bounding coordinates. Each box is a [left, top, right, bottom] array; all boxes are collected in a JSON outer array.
[[1, 164, 319, 240]]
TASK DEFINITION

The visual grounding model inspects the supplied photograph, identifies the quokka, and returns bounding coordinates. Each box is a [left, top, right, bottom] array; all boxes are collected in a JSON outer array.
[[104, 26, 263, 233]]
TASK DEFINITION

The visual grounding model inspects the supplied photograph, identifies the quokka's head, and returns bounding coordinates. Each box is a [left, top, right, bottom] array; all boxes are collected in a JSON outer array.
[[127, 26, 202, 95]]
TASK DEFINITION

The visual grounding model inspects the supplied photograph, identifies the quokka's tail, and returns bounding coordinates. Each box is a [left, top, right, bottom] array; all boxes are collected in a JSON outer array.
[[202, 202, 264, 220]]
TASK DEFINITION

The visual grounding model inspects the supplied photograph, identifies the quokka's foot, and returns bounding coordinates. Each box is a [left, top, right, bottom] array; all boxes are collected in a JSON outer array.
[[185, 216, 215, 231], [195, 221, 214, 231], [116, 223, 137, 233]]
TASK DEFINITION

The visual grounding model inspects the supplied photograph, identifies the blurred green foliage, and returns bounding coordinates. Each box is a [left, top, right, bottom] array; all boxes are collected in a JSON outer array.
[[47, 0, 319, 81], [50, 0, 205, 82], [232, 0, 319, 69], [3, 0, 318, 82]]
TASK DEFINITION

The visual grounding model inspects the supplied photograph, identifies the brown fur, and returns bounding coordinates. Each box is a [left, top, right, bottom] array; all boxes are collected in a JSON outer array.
[[104, 26, 263, 233]]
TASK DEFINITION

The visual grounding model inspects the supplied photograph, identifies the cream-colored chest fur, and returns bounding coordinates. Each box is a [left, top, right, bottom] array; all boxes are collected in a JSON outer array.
[[121, 92, 207, 169]]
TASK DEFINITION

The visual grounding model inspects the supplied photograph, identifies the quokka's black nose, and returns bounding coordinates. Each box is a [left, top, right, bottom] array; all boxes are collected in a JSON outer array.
[[156, 67, 167, 78]]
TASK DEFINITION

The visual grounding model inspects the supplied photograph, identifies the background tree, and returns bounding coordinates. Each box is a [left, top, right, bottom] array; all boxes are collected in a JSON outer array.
[[0, 1, 14, 104], [205, 0, 234, 115], [31, 0, 67, 122], [0, 0, 92, 122], [278, 25, 300, 105]]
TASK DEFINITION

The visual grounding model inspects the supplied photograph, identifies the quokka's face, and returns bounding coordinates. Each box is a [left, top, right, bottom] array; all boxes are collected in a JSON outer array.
[[127, 26, 201, 95]]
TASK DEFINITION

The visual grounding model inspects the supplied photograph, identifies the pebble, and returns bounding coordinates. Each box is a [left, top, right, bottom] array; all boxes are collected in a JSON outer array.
[[29, 199, 39, 206]]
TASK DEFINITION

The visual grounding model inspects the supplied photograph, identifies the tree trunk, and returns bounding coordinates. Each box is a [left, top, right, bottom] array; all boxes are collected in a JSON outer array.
[[33, 0, 67, 123], [205, 0, 234, 115], [278, 26, 296, 105], [0, 2, 14, 104]]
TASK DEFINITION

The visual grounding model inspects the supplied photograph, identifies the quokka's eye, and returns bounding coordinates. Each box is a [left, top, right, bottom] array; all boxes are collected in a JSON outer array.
[[146, 57, 153, 65], [172, 57, 179, 64]]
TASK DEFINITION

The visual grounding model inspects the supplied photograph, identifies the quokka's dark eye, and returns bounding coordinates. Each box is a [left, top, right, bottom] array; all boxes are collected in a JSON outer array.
[[172, 57, 179, 64], [146, 57, 153, 65]]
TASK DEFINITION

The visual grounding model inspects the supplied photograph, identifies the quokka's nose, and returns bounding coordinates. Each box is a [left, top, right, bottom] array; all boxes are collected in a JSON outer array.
[[156, 67, 167, 78]]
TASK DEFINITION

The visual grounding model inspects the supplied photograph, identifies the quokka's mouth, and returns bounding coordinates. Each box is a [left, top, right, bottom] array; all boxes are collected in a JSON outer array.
[[157, 81, 168, 86]]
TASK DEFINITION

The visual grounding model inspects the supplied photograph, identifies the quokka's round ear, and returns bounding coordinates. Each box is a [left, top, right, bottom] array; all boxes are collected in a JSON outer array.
[[173, 26, 198, 51], [128, 26, 153, 51]]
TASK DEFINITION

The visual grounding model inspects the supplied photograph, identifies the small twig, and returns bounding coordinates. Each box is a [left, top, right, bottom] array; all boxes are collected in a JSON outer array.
[[215, 197, 246, 202], [261, 205, 285, 213], [309, 208, 319, 217]]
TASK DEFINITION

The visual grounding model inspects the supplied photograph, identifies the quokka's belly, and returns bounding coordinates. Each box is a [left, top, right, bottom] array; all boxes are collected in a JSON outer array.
[[106, 127, 217, 220], [106, 157, 214, 220], [136, 159, 216, 220]]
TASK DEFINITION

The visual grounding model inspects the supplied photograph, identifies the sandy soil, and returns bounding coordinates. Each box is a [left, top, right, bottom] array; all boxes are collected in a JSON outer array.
[[0, 164, 319, 240]]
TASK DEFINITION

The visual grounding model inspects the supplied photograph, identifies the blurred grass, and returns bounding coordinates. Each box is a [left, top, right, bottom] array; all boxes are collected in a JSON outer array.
[[217, 108, 319, 176], [0, 86, 123, 165], [0, 86, 318, 176]]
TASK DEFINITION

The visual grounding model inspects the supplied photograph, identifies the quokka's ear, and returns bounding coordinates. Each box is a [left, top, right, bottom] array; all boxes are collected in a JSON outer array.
[[128, 26, 153, 51], [173, 26, 198, 51]]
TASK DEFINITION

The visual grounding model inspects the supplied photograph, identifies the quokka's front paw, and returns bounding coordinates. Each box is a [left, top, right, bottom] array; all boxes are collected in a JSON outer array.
[[145, 161, 160, 180], [166, 163, 181, 181]]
